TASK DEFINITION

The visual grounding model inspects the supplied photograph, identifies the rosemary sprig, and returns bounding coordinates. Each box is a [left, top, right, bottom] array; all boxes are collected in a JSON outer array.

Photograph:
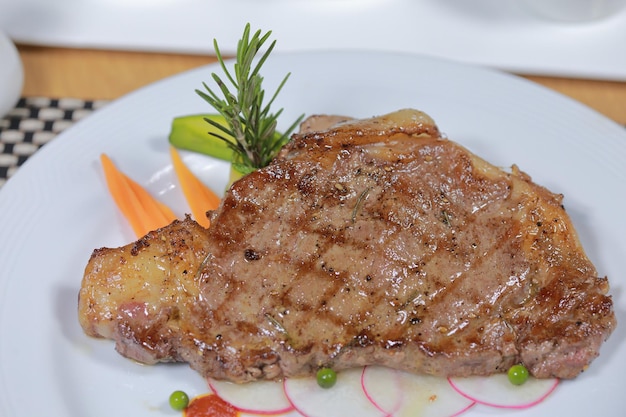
[[196, 23, 304, 174]]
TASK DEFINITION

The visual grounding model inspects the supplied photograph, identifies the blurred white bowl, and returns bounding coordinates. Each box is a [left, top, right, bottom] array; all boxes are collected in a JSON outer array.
[[523, 0, 626, 22], [0, 30, 23, 118]]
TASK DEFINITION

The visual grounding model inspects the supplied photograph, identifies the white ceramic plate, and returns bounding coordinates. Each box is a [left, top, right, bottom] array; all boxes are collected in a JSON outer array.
[[0, 51, 624, 416], [0, 30, 23, 118]]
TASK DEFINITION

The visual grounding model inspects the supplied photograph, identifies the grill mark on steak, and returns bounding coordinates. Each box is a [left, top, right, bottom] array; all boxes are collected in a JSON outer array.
[[78, 109, 616, 383]]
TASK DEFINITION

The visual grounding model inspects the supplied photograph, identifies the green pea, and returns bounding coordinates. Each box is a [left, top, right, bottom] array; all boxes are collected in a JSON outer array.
[[508, 364, 529, 385], [316, 367, 337, 389], [169, 390, 190, 411]]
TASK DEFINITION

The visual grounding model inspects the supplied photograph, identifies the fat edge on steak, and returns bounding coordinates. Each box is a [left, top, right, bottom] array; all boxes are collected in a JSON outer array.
[[78, 109, 616, 383]]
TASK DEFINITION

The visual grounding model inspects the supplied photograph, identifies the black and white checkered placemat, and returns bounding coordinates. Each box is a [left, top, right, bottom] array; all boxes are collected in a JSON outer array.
[[0, 97, 109, 188]]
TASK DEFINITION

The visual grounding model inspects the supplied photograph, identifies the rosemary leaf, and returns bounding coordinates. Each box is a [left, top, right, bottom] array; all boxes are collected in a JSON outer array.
[[196, 23, 304, 173]]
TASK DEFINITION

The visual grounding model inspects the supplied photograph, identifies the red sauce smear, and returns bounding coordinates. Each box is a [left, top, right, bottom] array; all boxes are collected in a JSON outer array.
[[184, 394, 238, 417]]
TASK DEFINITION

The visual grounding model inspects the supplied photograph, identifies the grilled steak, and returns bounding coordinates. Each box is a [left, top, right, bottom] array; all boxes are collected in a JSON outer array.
[[78, 109, 616, 383]]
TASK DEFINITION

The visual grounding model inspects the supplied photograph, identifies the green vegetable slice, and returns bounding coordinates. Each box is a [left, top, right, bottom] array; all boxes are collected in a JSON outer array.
[[168, 114, 234, 161]]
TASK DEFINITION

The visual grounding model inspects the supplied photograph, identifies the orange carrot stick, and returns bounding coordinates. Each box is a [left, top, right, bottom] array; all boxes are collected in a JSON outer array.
[[100, 153, 176, 237], [124, 173, 177, 226], [170, 146, 221, 228]]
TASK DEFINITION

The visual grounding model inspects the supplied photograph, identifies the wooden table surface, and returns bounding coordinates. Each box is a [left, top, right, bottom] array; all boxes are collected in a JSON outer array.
[[17, 45, 626, 125]]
